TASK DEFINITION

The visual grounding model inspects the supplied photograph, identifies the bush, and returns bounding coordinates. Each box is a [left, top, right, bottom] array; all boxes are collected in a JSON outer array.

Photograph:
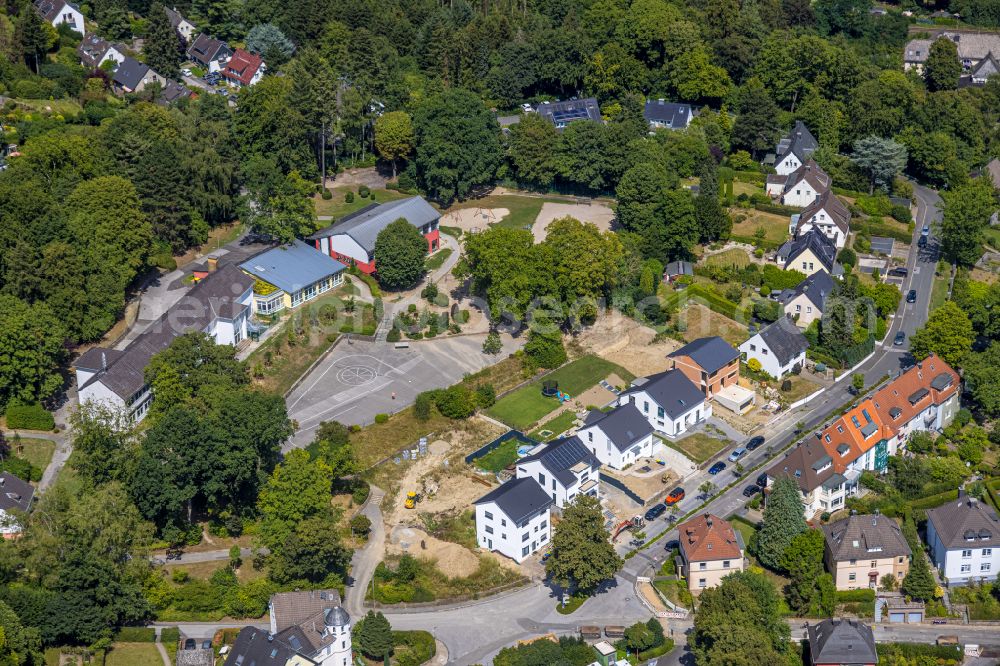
[[414, 391, 433, 420], [374, 413, 389, 424], [432, 293, 449, 308], [890, 204, 911, 223], [781, 379, 792, 391], [350, 514, 372, 537], [434, 385, 476, 419], [5, 403, 55, 430], [421, 282, 438, 300], [387, 327, 401, 342], [0, 457, 40, 482], [835, 588, 875, 603], [359, 185, 370, 198], [475, 384, 496, 408], [160, 628, 180, 645], [747, 358, 762, 373], [838, 247, 857, 268], [352, 481, 371, 505], [391, 631, 436, 666], [114, 627, 156, 642], [345, 191, 355, 203], [321, 188, 333, 200]]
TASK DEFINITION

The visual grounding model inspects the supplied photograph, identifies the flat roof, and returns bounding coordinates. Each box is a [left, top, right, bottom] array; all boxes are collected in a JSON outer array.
[[240, 240, 346, 295]]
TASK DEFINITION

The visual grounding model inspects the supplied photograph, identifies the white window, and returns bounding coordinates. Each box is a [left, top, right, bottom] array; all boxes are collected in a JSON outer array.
[[723, 560, 730, 568], [484, 525, 493, 534], [795, 305, 801, 313], [699, 562, 707, 570], [961, 564, 972, 573], [984, 548, 993, 557], [807, 307, 812, 313], [962, 549, 973, 558], [522, 546, 529, 557], [981, 563, 992, 572], [762, 349, 768, 355], [848, 573, 856, 581], [698, 578, 706, 588], [750, 344, 756, 351], [522, 533, 529, 542]]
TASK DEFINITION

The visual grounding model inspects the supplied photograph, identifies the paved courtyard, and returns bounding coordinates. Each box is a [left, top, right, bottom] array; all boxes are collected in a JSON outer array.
[[285, 335, 520, 448]]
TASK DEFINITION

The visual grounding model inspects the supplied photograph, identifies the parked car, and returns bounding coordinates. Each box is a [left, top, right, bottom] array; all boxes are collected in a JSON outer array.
[[894, 331, 906, 346], [756, 472, 768, 488], [906, 289, 917, 303], [888, 267, 908, 277], [644, 503, 667, 521], [728, 447, 747, 462], [184, 639, 196, 650], [663, 539, 679, 551], [665, 487, 685, 505], [742, 485, 761, 498], [746, 436, 765, 451], [181, 68, 192, 76], [708, 461, 726, 475], [922, 225, 930, 236], [918, 235, 927, 248]]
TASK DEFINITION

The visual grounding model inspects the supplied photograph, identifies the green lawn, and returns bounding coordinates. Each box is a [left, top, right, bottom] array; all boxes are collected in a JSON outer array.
[[779, 375, 823, 403], [703, 248, 751, 268], [475, 439, 520, 473], [729, 208, 790, 248], [486, 355, 634, 430], [442, 194, 576, 230], [729, 515, 758, 543], [528, 411, 577, 442], [666, 432, 730, 464], [984, 226, 1000, 250], [12, 97, 83, 115], [16, 438, 55, 472], [313, 187, 410, 219], [104, 643, 163, 666], [425, 247, 453, 271], [930, 260, 951, 312]]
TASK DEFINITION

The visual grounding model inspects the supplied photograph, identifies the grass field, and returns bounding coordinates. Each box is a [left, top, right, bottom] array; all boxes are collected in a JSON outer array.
[[425, 247, 453, 271], [984, 226, 1000, 250], [528, 410, 577, 442], [105, 643, 162, 666], [666, 432, 730, 464], [313, 187, 409, 219], [443, 194, 575, 230], [13, 98, 83, 115], [779, 375, 823, 403], [930, 260, 952, 312], [16, 438, 55, 472], [680, 304, 748, 347], [733, 181, 764, 197], [486, 355, 633, 430], [703, 248, 751, 268], [475, 439, 520, 472], [729, 208, 790, 247]]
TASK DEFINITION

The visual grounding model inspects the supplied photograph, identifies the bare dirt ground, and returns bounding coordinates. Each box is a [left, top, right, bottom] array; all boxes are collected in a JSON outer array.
[[387, 525, 480, 578], [575, 382, 617, 409], [332, 167, 388, 189], [531, 202, 615, 242], [574, 317, 681, 378], [679, 304, 749, 347], [639, 581, 667, 611], [439, 207, 510, 234]]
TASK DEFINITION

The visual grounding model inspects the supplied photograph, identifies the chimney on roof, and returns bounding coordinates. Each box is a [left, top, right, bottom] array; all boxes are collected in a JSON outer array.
[[706, 515, 713, 528], [101, 351, 107, 370]]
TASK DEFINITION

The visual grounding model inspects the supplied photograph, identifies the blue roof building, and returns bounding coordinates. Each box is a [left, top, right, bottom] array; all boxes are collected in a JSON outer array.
[[239, 240, 347, 315]]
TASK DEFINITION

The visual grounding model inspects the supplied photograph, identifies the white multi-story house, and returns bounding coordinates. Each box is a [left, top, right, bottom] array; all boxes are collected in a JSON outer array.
[[739, 316, 809, 379], [576, 402, 656, 470], [617, 369, 710, 439], [765, 160, 831, 208], [870, 355, 961, 453], [34, 0, 84, 34], [790, 189, 851, 249], [778, 270, 834, 329], [926, 495, 1000, 586], [772, 121, 818, 176], [515, 436, 600, 508], [474, 477, 553, 563], [73, 263, 254, 422]]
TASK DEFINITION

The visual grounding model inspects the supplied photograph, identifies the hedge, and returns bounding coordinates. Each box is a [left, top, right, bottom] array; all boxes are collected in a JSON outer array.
[[160, 628, 180, 645], [733, 170, 766, 185], [391, 630, 436, 666], [5, 403, 55, 431], [909, 488, 959, 510], [835, 589, 875, 603], [686, 284, 745, 321], [730, 234, 782, 250], [754, 201, 799, 216], [638, 638, 676, 661], [114, 627, 156, 642]]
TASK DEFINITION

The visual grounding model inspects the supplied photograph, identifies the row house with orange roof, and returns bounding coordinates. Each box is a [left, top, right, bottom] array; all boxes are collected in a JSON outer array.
[[767, 355, 961, 519]]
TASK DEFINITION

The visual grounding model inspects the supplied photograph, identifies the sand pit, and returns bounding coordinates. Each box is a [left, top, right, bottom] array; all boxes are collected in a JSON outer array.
[[389, 526, 480, 578], [440, 207, 509, 234], [532, 202, 614, 242]]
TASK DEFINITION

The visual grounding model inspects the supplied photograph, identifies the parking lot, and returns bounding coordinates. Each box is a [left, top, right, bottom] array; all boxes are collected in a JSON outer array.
[[284, 335, 520, 448]]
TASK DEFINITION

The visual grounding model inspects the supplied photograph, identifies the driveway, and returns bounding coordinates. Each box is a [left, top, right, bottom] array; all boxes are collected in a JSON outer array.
[[284, 335, 521, 447]]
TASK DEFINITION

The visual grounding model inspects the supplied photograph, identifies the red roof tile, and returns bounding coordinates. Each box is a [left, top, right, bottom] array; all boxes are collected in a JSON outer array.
[[222, 48, 263, 86]]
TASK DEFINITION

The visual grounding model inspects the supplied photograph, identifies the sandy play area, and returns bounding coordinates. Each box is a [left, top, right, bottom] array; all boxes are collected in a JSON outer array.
[[388, 525, 480, 578], [573, 316, 681, 378], [439, 207, 510, 234], [531, 202, 615, 242]]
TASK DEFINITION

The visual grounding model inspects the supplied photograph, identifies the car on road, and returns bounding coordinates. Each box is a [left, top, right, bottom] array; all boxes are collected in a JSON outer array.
[[922, 225, 930, 236], [184, 639, 196, 650], [894, 331, 906, 346], [181, 68, 192, 76], [888, 266, 908, 277], [906, 289, 917, 303], [742, 485, 761, 498], [644, 503, 667, 521], [918, 235, 927, 248], [728, 447, 747, 462], [746, 435, 765, 451], [708, 461, 726, 475], [756, 472, 768, 487], [665, 487, 685, 505], [663, 539, 679, 551]]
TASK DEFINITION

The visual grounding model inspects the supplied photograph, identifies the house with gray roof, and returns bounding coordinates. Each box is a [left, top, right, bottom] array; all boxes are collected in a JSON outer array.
[[239, 240, 346, 315], [905, 31, 1000, 74], [77, 34, 126, 69], [73, 263, 254, 422], [516, 436, 600, 507], [791, 189, 850, 249], [926, 494, 1000, 585], [806, 618, 877, 666], [739, 316, 808, 379], [536, 98, 602, 129], [186, 33, 232, 72], [766, 160, 832, 208], [111, 56, 165, 94], [773, 121, 818, 176], [576, 402, 656, 470], [0, 472, 34, 536], [823, 513, 911, 590], [165, 6, 196, 43], [474, 477, 553, 563], [617, 369, 709, 439], [158, 80, 192, 105], [779, 270, 834, 328], [644, 99, 695, 130], [777, 229, 842, 278], [307, 196, 440, 275], [34, 0, 83, 34], [668, 337, 740, 399]]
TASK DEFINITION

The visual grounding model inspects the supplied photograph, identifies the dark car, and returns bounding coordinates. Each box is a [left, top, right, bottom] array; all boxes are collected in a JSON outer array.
[[906, 289, 917, 303], [708, 461, 726, 475], [756, 472, 768, 488], [918, 235, 927, 248], [644, 503, 667, 521], [665, 487, 685, 505], [894, 331, 906, 346], [888, 266, 908, 277], [746, 436, 765, 451], [663, 539, 679, 552], [184, 639, 196, 651], [742, 485, 761, 498]]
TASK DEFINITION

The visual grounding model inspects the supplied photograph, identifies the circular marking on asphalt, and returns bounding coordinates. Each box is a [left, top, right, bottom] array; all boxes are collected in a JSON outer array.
[[337, 365, 378, 386]]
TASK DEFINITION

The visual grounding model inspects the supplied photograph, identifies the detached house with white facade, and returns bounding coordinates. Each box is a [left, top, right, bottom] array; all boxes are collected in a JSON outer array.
[[475, 477, 553, 563], [515, 436, 600, 507], [577, 402, 656, 470], [0, 472, 34, 537], [34, 0, 83, 34], [926, 495, 1000, 586], [791, 189, 851, 249], [618, 369, 709, 439], [772, 121, 818, 176], [778, 270, 834, 329], [739, 316, 809, 379], [766, 160, 832, 208]]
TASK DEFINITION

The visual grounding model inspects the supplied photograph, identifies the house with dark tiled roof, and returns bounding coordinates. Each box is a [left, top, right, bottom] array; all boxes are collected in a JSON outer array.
[[221, 48, 265, 87], [766, 160, 832, 208], [779, 270, 834, 328], [536, 98, 602, 129], [773, 121, 818, 176], [186, 33, 231, 72], [73, 263, 254, 422], [157, 80, 193, 105], [77, 34, 126, 69], [738, 316, 808, 379], [111, 56, 166, 94], [676, 513, 745, 593], [0, 472, 34, 537], [34, 0, 83, 34], [668, 336, 740, 399], [165, 7, 196, 43], [577, 402, 656, 470], [474, 477, 553, 563], [776, 229, 841, 277], [823, 513, 911, 590], [516, 436, 600, 507], [972, 51, 1000, 84], [791, 189, 851, 249], [905, 31, 1000, 74], [807, 619, 877, 666], [926, 494, 1000, 585], [643, 99, 695, 130], [618, 369, 709, 439]]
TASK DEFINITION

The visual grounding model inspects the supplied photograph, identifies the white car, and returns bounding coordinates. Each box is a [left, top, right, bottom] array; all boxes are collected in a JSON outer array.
[[728, 447, 747, 462], [181, 68, 192, 76]]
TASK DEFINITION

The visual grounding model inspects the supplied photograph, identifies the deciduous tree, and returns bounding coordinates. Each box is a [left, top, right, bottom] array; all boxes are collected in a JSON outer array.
[[909, 301, 973, 367], [545, 494, 623, 593], [941, 178, 996, 266], [925, 37, 962, 92], [852, 136, 907, 194], [374, 111, 415, 179], [144, 3, 184, 78], [0, 296, 66, 411], [373, 218, 427, 290]]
